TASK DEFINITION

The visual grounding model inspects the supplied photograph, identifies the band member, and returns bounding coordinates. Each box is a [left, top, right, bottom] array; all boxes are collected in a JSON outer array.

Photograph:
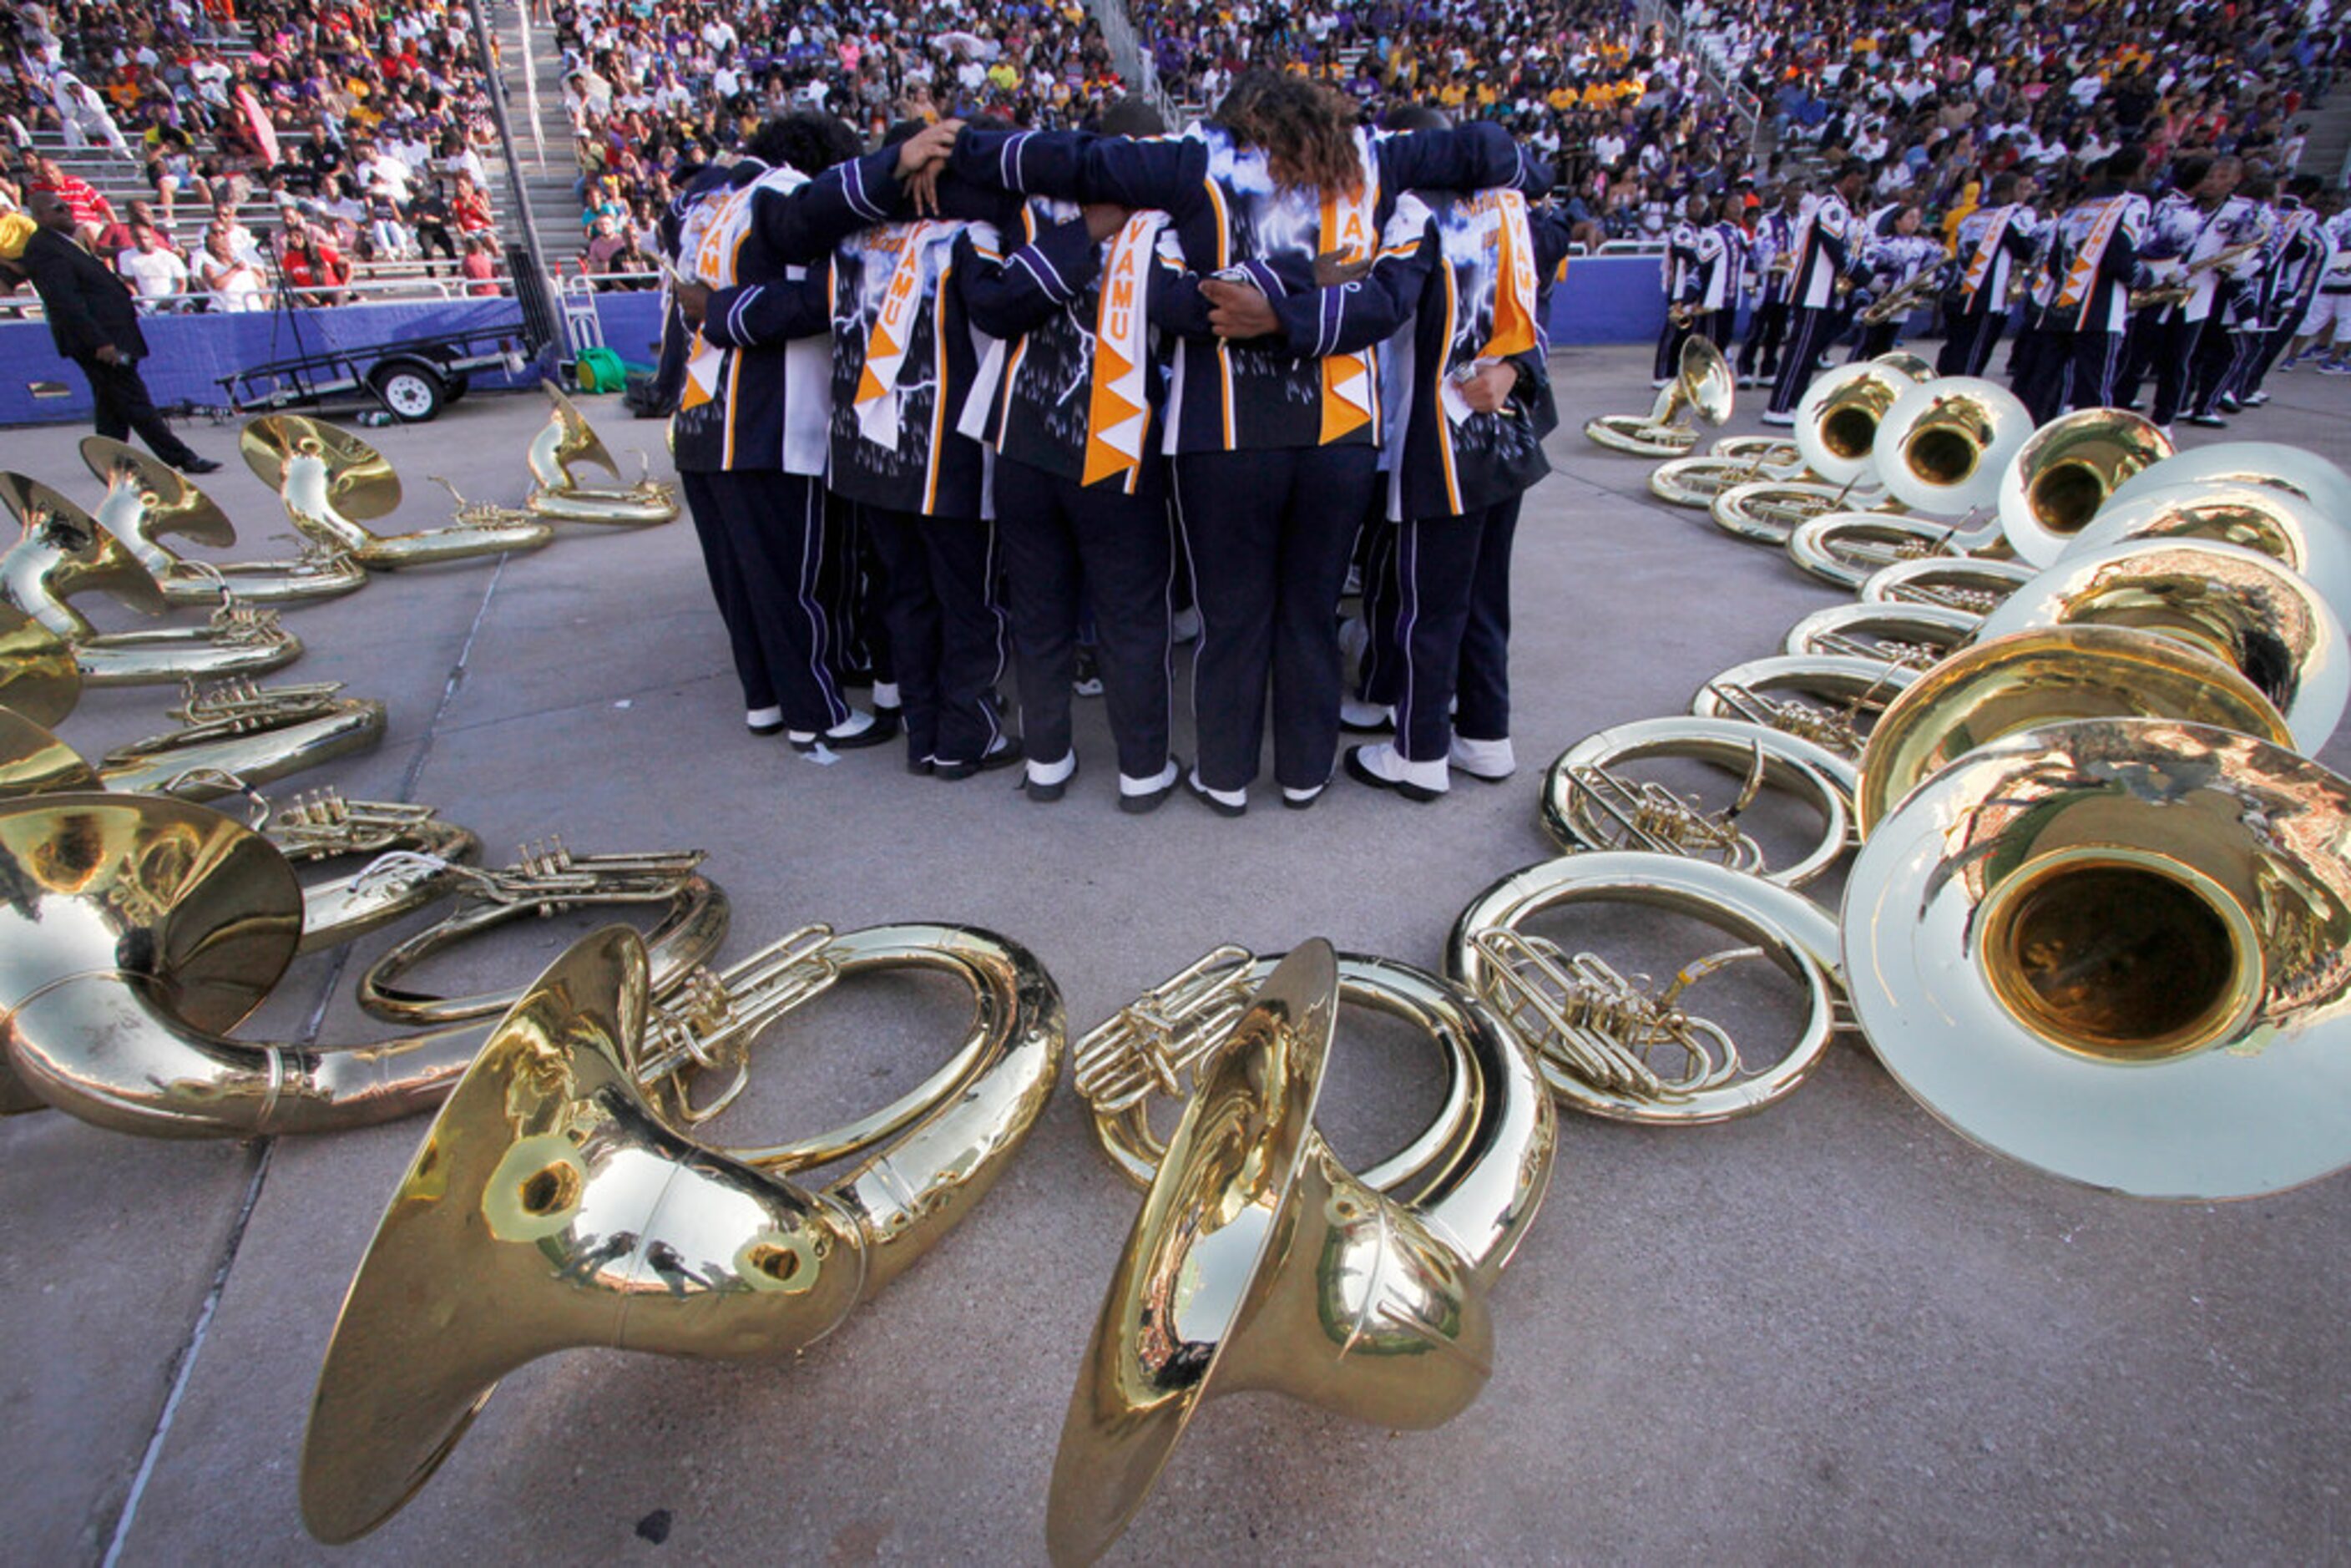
[[949, 73, 1546, 815], [2281, 192, 2351, 375], [1680, 195, 1747, 352], [1764, 160, 1866, 426], [1848, 202, 1945, 361], [2241, 175, 2329, 399], [1737, 182, 1801, 388], [667, 117, 945, 750], [1939, 172, 2038, 377], [2197, 165, 2276, 421], [1344, 182, 1574, 800], [957, 99, 1180, 810], [2116, 154, 2235, 429], [2013, 147, 2149, 421], [1654, 194, 1706, 385], [0, 196, 220, 472], [831, 119, 1017, 781]]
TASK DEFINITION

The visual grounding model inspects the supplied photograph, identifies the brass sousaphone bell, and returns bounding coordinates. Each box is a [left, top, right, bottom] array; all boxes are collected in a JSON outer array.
[[302, 919, 1064, 1542], [1049, 941, 1551, 1565], [80, 437, 371, 604], [0, 473, 305, 685], [1585, 336, 1736, 457], [1709, 356, 1927, 542], [1844, 718, 2351, 1197], [240, 415, 554, 569], [1783, 375, 2031, 577], [1995, 407, 2175, 566], [2101, 441, 2351, 522]]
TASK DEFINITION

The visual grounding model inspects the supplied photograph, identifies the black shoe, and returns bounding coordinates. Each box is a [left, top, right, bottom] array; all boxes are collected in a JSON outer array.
[[1281, 782, 1327, 811], [746, 716, 786, 738], [906, 753, 934, 776], [1119, 759, 1182, 815], [176, 455, 222, 474], [1186, 770, 1246, 817], [1343, 744, 1443, 802], [935, 736, 1023, 781], [2184, 412, 2229, 428], [1072, 648, 1104, 697], [1024, 755, 1076, 802]]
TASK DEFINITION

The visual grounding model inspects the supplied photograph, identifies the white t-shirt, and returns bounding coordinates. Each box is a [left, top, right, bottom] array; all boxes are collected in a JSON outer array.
[[118, 246, 188, 301], [198, 250, 266, 310]]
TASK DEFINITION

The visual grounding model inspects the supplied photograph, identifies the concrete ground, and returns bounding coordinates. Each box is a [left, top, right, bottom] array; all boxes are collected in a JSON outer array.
[[4, 346, 2349, 1567]]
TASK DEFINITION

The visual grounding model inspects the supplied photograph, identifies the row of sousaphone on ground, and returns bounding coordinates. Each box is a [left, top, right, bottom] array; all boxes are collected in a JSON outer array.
[[1570, 336, 2351, 1198], [8, 367, 2348, 1558]]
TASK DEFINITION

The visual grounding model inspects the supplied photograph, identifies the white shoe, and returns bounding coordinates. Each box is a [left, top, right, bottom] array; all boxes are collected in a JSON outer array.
[[1170, 606, 1202, 644], [1449, 735, 1516, 781], [746, 705, 785, 736], [872, 680, 901, 709], [1344, 741, 1448, 800], [1759, 411, 1796, 427], [1339, 696, 1393, 731]]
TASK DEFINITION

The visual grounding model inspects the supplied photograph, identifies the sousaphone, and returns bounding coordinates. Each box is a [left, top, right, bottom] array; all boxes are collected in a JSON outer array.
[[302, 919, 1064, 1542], [1995, 408, 2175, 566], [240, 415, 554, 569], [524, 382, 680, 524], [2060, 481, 2351, 618], [1049, 941, 1550, 1565], [1781, 375, 2035, 574], [81, 436, 371, 604], [0, 473, 304, 685], [1586, 336, 1735, 457], [2102, 441, 2351, 522], [1844, 718, 2351, 1197]]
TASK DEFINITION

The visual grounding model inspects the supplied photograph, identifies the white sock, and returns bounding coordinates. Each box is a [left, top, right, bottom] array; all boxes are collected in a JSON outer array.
[[1190, 766, 1245, 808], [746, 706, 782, 728], [1283, 782, 1325, 804], [1449, 735, 1516, 777], [1028, 751, 1076, 787], [827, 710, 875, 740], [872, 681, 901, 708], [1120, 759, 1178, 796]]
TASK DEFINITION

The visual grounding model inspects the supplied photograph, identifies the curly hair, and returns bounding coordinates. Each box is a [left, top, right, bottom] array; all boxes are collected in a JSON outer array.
[[1211, 70, 1363, 199], [747, 114, 862, 177]]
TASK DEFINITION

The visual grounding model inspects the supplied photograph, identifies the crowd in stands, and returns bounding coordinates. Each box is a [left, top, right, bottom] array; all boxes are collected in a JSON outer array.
[[0, 0, 512, 312]]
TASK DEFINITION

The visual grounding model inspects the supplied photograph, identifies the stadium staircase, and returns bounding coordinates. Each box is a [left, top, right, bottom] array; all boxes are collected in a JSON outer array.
[[492, 3, 591, 272]]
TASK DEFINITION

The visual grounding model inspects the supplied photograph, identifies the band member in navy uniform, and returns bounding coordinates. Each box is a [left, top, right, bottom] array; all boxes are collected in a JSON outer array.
[[1344, 180, 1572, 800], [2116, 152, 2232, 429], [666, 116, 945, 750], [1939, 172, 2037, 377], [958, 99, 1181, 810], [1653, 195, 1706, 385], [1848, 202, 1946, 361], [1681, 195, 1747, 352], [2013, 147, 2149, 421], [1763, 161, 1866, 425], [830, 119, 1019, 781], [948, 73, 1547, 815], [2241, 175, 2329, 401], [1737, 183, 1801, 388]]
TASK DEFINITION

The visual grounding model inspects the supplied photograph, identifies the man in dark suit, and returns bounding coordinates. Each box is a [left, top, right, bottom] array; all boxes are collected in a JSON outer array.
[[5, 191, 219, 473]]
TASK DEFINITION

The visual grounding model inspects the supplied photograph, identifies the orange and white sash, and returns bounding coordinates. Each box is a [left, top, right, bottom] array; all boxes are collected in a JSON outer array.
[[1082, 211, 1170, 490], [1317, 147, 1379, 445], [676, 164, 806, 412], [1961, 205, 2013, 299], [1480, 188, 1540, 361], [852, 219, 953, 449], [2055, 196, 2126, 312]]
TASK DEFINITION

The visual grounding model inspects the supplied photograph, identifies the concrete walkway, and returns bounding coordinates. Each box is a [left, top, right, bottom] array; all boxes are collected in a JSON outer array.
[[4, 346, 2349, 1565]]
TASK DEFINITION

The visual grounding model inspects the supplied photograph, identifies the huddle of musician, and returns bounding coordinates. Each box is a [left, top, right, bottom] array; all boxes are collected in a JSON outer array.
[[665, 77, 1558, 813]]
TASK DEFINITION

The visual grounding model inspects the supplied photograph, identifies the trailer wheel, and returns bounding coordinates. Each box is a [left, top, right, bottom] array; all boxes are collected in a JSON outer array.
[[370, 360, 447, 422]]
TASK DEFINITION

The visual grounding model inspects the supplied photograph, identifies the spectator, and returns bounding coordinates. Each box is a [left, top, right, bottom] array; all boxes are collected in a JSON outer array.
[[114, 218, 190, 309], [278, 218, 351, 306], [194, 223, 267, 311], [459, 231, 499, 296]]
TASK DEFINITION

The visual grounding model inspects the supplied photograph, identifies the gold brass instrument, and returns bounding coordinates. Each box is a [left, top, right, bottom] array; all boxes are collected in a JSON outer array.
[[1691, 654, 1919, 760], [1971, 539, 2348, 751], [1794, 358, 1929, 489], [1713, 434, 1802, 464], [0, 473, 305, 685], [524, 382, 680, 524], [1843, 717, 2351, 1197], [1648, 444, 1807, 508], [2061, 482, 2351, 618], [1540, 715, 1856, 888], [1858, 267, 1944, 327], [0, 793, 493, 1137], [0, 708, 479, 954], [1448, 852, 1843, 1123], [1860, 555, 2037, 618], [1997, 408, 2175, 566], [355, 837, 731, 1024], [1585, 336, 1736, 457], [1873, 349, 1937, 381], [302, 919, 1063, 1543], [2104, 441, 2351, 523], [1711, 477, 1884, 546], [2127, 236, 2264, 311], [240, 415, 555, 569], [80, 437, 370, 605], [1048, 940, 1550, 1566], [1872, 376, 2032, 525], [94, 679, 386, 799], [1853, 626, 2293, 835], [0, 603, 82, 726], [1787, 511, 1974, 588], [1784, 600, 1979, 670]]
